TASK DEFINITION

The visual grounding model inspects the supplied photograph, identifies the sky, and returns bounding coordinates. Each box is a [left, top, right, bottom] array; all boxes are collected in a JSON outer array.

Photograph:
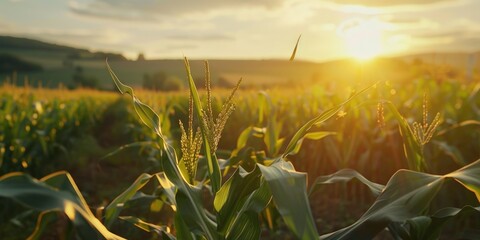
[[1, 0, 479, 61]]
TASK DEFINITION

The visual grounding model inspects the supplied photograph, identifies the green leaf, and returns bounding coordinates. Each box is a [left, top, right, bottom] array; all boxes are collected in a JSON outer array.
[[214, 167, 271, 239], [289, 131, 336, 156], [309, 168, 384, 196], [161, 143, 218, 240], [107, 61, 163, 137], [156, 172, 177, 207], [320, 159, 480, 240], [104, 173, 154, 228], [436, 120, 480, 136], [289, 34, 301, 61], [258, 160, 318, 239], [0, 171, 124, 240], [102, 141, 160, 160], [175, 189, 217, 239], [174, 212, 194, 240], [226, 212, 260, 240], [28, 211, 72, 240], [108, 60, 218, 239], [433, 141, 466, 166], [119, 216, 175, 239], [404, 206, 480, 240], [225, 181, 271, 240], [229, 126, 255, 159], [283, 86, 371, 158]]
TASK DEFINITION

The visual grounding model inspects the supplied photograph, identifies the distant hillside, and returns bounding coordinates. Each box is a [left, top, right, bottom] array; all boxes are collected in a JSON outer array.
[[1, 35, 477, 89], [0, 35, 126, 61], [0, 53, 42, 74], [400, 52, 480, 70], [0, 35, 88, 53]]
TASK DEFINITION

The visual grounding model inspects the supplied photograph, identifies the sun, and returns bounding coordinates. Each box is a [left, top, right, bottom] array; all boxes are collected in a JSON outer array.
[[337, 19, 384, 61]]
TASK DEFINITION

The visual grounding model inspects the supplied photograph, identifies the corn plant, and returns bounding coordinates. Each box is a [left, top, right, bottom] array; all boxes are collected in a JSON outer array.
[[0, 90, 108, 176], [0, 59, 479, 239]]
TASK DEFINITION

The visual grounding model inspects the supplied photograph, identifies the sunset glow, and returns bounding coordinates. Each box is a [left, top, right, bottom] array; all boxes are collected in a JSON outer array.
[[1, 0, 479, 61], [338, 19, 384, 60]]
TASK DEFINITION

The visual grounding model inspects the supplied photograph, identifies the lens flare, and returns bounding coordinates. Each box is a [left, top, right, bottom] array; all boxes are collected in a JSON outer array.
[[338, 19, 384, 60]]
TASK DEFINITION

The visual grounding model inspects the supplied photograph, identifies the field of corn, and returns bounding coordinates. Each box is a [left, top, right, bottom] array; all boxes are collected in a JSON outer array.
[[1, 59, 480, 239]]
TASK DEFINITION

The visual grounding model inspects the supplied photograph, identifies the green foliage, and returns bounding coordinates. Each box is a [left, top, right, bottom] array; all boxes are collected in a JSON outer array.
[[319, 159, 480, 239], [0, 57, 479, 240], [0, 91, 107, 176], [0, 171, 123, 239]]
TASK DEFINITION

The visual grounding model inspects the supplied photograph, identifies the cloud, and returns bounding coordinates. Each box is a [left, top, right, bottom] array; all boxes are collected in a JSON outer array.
[[160, 44, 199, 52], [382, 16, 422, 25], [0, 18, 15, 32], [165, 34, 234, 42], [315, 0, 468, 14], [69, 0, 284, 21], [323, 0, 455, 7], [401, 18, 480, 53], [414, 31, 465, 39]]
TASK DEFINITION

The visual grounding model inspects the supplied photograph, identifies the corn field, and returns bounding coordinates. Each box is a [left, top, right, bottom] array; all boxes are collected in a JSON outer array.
[[0, 58, 480, 239]]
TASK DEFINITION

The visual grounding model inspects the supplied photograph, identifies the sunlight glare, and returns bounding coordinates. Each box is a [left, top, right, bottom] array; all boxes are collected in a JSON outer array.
[[338, 19, 384, 61]]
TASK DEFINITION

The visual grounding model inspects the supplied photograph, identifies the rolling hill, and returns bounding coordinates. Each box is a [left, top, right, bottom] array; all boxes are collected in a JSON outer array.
[[0, 35, 477, 89]]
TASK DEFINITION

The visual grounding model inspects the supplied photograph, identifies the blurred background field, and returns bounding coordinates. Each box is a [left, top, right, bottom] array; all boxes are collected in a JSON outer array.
[[1, 47, 479, 237]]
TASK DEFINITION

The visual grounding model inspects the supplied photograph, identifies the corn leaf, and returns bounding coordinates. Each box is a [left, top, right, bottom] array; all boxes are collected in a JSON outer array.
[[174, 212, 195, 240], [107, 61, 163, 137], [289, 34, 301, 61], [283, 86, 371, 158], [436, 120, 480, 136], [225, 182, 271, 240], [320, 159, 480, 240], [162, 143, 218, 240], [289, 131, 336, 156], [0, 171, 124, 240], [119, 216, 175, 239], [214, 167, 271, 239], [102, 141, 160, 160], [398, 206, 480, 240], [433, 141, 466, 166], [258, 160, 318, 239], [104, 173, 154, 228], [108, 62, 218, 239], [309, 168, 385, 196], [28, 211, 73, 240]]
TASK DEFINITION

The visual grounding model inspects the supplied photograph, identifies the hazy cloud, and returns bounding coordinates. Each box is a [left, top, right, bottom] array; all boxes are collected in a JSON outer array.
[[165, 34, 234, 42], [323, 0, 456, 7], [382, 16, 422, 25], [415, 31, 466, 39], [0, 18, 15, 32], [69, 0, 284, 21], [162, 44, 199, 51]]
